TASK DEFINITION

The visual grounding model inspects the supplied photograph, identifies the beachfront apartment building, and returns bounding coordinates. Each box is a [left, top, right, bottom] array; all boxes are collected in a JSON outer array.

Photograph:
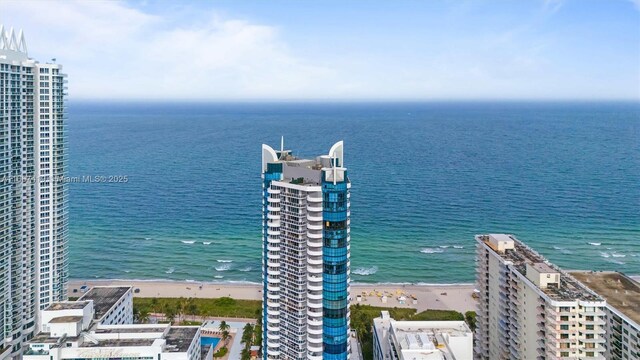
[[372, 310, 473, 360], [571, 271, 640, 360], [262, 139, 350, 360], [0, 26, 68, 359], [474, 234, 607, 360]]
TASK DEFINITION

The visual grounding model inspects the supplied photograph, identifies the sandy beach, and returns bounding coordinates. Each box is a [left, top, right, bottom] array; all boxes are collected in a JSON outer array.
[[69, 280, 477, 313]]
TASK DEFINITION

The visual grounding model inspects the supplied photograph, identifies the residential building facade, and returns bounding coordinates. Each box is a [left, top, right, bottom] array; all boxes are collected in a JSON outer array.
[[0, 25, 68, 359], [262, 140, 350, 360], [571, 271, 640, 360], [475, 234, 607, 360]]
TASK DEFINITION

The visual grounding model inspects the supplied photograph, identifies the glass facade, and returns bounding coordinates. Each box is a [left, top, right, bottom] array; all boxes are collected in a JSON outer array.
[[322, 171, 349, 360]]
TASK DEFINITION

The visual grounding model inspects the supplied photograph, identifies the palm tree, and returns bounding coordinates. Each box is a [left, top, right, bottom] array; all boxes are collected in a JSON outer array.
[[133, 307, 141, 323], [221, 329, 231, 346], [242, 323, 253, 346], [158, 301, 167, 321], [186, 298, 198, 317], [150, 298, 159, 316], [255, 308, 262, 327], [139, 309, 150, 323], [176, 297, 188, 323], [166, 306, 176, 323], [218, 320, 230, 333]]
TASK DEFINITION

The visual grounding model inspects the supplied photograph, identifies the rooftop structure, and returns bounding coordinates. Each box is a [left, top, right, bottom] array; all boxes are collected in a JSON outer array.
[[372, 311, 473, 360], [570, 271, 640, 325], [478, 234, 602, 302], [77, 286, 133, 324], [0, 25, 27, 54], [166, 327, 201, 352]]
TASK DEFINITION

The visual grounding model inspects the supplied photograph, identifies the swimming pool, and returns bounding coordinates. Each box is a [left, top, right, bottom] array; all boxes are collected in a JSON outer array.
[[201, 336, 221, 348]]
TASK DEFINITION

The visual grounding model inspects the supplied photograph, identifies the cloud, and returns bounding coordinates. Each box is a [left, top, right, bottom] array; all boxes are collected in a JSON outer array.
[[1, 0, 637, 100], [1, 0, 338, 100], [628, 0, 640, 10]]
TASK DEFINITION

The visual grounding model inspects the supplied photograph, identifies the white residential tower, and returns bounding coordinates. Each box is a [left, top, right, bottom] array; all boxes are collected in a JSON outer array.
[[0, 26, 68, 359]]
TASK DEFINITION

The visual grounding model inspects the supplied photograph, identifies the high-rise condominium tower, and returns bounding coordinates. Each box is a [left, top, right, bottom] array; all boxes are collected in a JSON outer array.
[[262, 139, 350, 360], [475, 234, 607, 360], [0, 26, 68, 358]]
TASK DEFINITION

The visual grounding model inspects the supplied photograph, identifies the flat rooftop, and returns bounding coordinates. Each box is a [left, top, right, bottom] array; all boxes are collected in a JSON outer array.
[[29, 333, 79, 344], [396, 324, 470, 336], [45, 301, 89, 311], [477, 234, 602, 302], [570, 271, 640, 325], [531, 262, 557, 274], [78, 286, 130, 320], [83, 339, 157, 348], [373, 314, 471, 360], [165, 327, 199, 352], [49, 316, 83, 323], [94, 326, 167, 334]]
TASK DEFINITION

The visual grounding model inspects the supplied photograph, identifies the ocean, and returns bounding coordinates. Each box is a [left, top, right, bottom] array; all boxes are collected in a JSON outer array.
[[68, 101, 640, 284]]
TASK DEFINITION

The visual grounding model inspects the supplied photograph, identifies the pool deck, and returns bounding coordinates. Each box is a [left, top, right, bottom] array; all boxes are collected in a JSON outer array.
[[203, 320, 249, 360]]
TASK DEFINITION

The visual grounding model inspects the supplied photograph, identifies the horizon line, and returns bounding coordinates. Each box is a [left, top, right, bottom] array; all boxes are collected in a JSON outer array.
[[67, 98, 640, 103]]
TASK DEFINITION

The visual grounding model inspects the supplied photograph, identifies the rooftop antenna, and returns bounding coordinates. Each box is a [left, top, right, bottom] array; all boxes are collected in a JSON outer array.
[[332, 152, 337, 185]]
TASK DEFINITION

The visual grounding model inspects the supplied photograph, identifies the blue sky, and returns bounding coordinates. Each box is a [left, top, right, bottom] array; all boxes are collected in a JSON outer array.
[[2, 0, 639, 100]]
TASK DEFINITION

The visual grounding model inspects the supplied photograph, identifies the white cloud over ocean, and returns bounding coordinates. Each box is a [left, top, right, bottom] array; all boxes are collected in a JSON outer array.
[[1, 0, 638, 100]]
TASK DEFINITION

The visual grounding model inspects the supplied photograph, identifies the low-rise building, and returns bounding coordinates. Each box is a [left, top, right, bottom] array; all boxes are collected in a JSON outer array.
[[571, 271, 640, 360], [372, 311, 473, 360], [24, 286, 202, 360], [77, 286, 134, 325], [24, 322, 201, 360]]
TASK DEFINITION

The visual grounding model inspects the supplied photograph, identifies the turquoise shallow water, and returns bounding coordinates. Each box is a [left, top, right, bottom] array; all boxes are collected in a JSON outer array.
[[68, 102, 640, 284]]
